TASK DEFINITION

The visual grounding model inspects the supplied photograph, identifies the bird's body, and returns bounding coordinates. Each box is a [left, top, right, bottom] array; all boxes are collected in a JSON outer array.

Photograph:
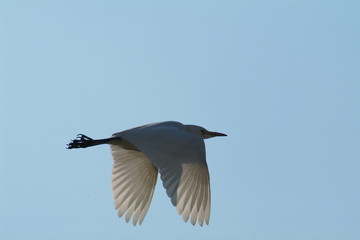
[[67, 121, 226, 226]]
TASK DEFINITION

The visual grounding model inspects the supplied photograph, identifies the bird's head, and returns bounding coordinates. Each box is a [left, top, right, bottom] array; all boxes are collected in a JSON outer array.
[[185, 125, 227, 139]]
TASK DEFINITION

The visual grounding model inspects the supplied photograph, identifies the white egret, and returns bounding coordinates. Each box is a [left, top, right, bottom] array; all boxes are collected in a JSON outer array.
[[67, 121, 226, 226]]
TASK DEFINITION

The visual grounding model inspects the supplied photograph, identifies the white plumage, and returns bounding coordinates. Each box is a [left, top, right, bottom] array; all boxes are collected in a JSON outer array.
[[67, 121, 226, 226]]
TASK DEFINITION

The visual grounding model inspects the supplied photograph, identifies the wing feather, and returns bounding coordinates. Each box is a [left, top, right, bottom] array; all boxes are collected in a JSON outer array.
[[118, 123, 211, 226], [110, 141, 157, 225]]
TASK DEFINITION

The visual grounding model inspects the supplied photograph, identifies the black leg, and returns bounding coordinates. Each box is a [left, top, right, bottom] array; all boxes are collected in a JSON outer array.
[[67, 134, 95, 149], [67, 134, 112, 149]]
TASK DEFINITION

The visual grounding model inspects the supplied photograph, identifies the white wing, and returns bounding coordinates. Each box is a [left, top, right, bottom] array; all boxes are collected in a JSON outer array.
[[117, 122, 211, 226], [109, 139, 158, 225]]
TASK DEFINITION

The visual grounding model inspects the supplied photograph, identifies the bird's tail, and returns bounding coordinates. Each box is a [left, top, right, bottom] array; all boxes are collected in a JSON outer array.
[[67, 134, 113, 149]]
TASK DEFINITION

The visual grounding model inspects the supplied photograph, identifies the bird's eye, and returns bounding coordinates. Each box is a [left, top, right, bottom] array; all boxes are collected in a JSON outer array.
[[201, 129, 206, 135]]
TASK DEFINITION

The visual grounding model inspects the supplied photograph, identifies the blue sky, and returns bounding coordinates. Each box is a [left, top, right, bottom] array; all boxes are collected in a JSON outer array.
[[1, 0, 359, 239]]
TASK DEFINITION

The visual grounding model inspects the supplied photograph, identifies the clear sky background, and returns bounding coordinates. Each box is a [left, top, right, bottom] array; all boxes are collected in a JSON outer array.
[[1, 1, 359, 239]]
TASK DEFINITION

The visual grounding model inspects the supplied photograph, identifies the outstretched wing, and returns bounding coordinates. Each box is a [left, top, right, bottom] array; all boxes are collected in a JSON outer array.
[[109, 139, 158, 225], [118, 123, 211, 226]]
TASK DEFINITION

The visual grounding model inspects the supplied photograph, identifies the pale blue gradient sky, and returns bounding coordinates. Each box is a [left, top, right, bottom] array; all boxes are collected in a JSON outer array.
[[1, 1, 360, 239]]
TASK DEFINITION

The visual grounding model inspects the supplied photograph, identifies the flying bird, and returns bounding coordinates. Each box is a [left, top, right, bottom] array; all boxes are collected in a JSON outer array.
[[67, 121, 226, 226]]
